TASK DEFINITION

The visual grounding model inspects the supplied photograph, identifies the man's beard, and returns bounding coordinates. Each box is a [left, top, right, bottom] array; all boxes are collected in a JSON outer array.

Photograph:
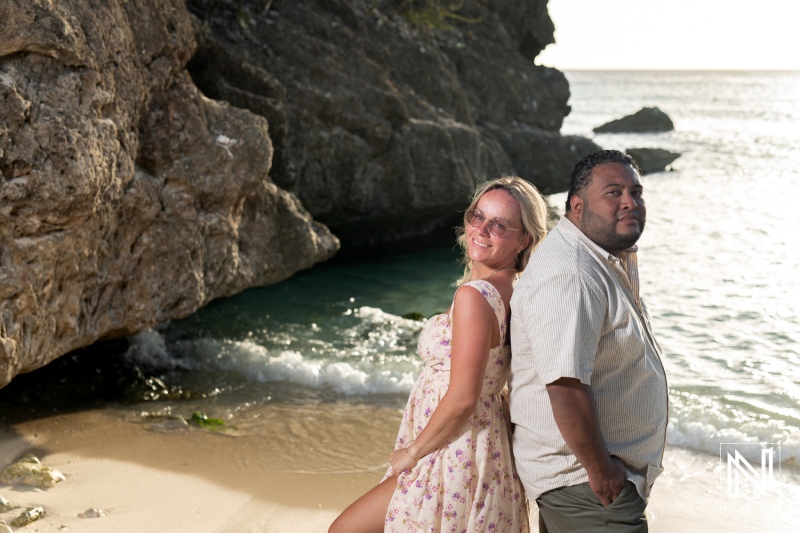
[[581, 207, 645, 253]]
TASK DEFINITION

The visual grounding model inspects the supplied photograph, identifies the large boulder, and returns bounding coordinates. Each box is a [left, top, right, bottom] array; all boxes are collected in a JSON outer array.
[[593, 107, 674, 134], [626, 147, 680, 174], [187, 0, 599, 249], [0, 0, 338, 388]]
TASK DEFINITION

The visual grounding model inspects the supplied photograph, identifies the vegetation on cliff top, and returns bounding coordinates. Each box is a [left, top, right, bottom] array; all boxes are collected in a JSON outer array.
[[395, 0, 481, 30]]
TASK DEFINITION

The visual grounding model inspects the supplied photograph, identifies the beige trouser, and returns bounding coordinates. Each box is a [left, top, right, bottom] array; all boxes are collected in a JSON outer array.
[[536, 481, 648, 533]]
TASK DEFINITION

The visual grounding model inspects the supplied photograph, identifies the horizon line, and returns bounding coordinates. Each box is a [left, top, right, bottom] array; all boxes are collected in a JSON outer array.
[[542, 67, 800, 72]]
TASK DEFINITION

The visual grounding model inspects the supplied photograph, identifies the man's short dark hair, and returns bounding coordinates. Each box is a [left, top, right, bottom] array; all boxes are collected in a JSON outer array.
[[565, 150, 641, 211]]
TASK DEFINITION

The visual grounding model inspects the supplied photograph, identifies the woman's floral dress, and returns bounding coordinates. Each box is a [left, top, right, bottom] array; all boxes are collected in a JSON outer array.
[[382, 280, 529, 533]]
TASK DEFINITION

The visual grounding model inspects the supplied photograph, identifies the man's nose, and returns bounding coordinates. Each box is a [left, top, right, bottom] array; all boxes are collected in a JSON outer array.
[[619, 190, 637, 209]]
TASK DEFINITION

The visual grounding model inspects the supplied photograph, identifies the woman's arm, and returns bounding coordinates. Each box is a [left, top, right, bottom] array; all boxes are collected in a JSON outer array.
[[390, 285, 497, 473]]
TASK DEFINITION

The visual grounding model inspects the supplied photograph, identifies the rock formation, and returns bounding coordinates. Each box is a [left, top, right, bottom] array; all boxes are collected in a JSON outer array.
[[0, 0, 599, 387], [0, 0, 338, 388], [187, 0, 599, 249], [626, 147, 680, 174], [593, 107, 674, 134]]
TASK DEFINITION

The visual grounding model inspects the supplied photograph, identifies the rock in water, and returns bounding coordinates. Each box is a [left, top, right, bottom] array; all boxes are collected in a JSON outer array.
[[0, 454, 65, 489], [626, 148, 681, 174], [593, 107, 674, 133]]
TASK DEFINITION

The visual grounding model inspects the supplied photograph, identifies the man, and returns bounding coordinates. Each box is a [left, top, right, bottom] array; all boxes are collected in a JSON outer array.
[[510, 150, 668, 532]]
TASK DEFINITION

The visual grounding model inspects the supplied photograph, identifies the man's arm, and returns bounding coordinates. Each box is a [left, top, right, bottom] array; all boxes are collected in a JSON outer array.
[[546, 377, 627, 507]]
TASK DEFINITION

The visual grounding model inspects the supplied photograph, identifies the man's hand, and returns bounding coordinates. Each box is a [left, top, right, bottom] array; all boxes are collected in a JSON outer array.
[[587, 455, 627, 507]]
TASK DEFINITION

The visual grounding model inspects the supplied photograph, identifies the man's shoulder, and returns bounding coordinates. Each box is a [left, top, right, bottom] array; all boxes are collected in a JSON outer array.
[[530, 224, 579, 264], [525, 225, 606, 280]]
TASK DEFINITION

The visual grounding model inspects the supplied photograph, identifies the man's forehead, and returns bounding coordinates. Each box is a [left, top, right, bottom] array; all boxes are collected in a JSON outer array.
[[590, 162, 642, 186]]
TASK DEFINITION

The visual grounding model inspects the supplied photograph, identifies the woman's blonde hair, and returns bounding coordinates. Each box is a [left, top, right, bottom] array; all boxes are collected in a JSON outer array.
[[456, 176, 548, 285]]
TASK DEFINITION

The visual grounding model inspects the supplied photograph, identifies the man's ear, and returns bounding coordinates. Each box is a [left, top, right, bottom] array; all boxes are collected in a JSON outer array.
[[569, 194, 583, 216]]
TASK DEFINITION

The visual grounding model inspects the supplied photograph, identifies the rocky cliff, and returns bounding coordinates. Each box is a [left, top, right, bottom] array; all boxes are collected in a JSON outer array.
[[187, 0, 598, 248], [0, 0, 597, 387], [0, 0, 338, 388]]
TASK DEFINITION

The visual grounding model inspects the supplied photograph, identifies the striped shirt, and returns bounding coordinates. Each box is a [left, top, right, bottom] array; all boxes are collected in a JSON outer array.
[[509, 216, 668, 501]]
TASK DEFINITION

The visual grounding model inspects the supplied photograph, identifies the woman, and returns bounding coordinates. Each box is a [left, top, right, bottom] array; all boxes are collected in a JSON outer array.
[[329, 177, 548, 533]]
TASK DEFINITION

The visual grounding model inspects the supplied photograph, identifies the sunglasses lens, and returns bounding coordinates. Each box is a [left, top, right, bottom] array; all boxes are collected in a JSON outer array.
[[468, 210, 481, 228], [468, 210, 508, 237]]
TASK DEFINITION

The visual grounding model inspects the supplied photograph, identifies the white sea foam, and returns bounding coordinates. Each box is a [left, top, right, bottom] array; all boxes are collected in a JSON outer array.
[[126, 308, 422, 396], [211, 341, 417, 395], [666, 390, 800, 464], [252, 350, 416, 395], [124, 329, 195, 370], [184, 338, 419, 396]]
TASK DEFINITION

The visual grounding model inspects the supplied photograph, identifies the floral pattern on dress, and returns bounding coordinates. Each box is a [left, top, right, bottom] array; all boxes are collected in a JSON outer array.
[[383, 280, 529, 533]]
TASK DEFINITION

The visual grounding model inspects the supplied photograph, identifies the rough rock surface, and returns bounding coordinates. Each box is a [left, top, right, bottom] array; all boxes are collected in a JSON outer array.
[[0, 0, 338, 388], [187, 0, 599, 248], [593, 106, 674, 134], [626, 147, 680, 174], [0, 454, 64, 489]]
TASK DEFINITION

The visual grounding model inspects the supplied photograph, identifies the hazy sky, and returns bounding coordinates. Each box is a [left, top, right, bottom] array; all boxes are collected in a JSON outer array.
[[536, 0, 800, 70]]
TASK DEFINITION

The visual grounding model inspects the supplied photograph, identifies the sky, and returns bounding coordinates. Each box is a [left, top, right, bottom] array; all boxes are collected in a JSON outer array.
[[535, 0, 800, 70]]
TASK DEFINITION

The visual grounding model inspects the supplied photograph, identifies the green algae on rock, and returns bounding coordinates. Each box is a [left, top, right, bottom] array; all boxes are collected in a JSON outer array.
[[190, 411, 236, 432]]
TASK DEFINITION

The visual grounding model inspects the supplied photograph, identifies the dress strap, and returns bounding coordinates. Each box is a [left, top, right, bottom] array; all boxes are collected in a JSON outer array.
[[449, 280, 508, 345]]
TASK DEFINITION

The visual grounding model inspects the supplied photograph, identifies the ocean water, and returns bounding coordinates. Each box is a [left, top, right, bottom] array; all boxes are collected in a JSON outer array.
[[127, 70, 800, 468]]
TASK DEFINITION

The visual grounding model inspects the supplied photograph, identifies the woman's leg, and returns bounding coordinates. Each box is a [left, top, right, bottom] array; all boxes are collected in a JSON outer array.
[[328, 474, 397, 533]]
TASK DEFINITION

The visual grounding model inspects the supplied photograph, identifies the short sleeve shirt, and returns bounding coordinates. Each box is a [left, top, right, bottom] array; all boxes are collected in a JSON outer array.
[[509, 217, 668, 500]]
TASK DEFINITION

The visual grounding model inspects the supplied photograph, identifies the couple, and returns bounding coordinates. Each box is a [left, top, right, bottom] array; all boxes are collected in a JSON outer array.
[[330, 150, 668, 533]]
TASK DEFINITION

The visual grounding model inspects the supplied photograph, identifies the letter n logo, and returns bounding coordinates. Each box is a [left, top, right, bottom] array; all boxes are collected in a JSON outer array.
[[720, 443, 780, 501]]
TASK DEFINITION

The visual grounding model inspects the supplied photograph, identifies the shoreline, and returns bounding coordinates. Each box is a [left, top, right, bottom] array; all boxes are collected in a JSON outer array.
[[0, 402, 402, 532], [2, 402, 798, 532]]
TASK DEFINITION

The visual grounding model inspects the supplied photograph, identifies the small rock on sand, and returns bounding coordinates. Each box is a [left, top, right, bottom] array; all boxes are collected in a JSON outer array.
[[10, 507, 45, 528], [79, 508, 107, 518], [0, 454, 65, 489], [0, 494, 17, 512]]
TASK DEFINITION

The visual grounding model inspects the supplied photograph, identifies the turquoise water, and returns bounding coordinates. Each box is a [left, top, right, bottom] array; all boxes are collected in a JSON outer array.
[[126, 70, 800, 467], [128, 245, 463, 399]]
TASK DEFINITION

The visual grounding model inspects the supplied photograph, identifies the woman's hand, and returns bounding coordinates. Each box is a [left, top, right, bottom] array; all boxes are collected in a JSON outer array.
[[389, 445, 417, 475]]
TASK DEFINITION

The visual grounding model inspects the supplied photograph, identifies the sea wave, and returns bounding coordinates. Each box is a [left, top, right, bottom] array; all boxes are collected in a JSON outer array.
[[124, 307, 423, 396], [667, 390, 800, 466], [125, 327, 800, 466]]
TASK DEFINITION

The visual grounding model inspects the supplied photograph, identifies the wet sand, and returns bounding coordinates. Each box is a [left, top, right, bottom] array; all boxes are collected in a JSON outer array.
[[1, 402, 798, 532]]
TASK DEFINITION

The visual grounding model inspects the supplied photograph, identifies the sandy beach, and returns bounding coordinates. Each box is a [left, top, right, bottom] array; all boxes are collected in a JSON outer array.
[[2, 401, 798, 532]]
